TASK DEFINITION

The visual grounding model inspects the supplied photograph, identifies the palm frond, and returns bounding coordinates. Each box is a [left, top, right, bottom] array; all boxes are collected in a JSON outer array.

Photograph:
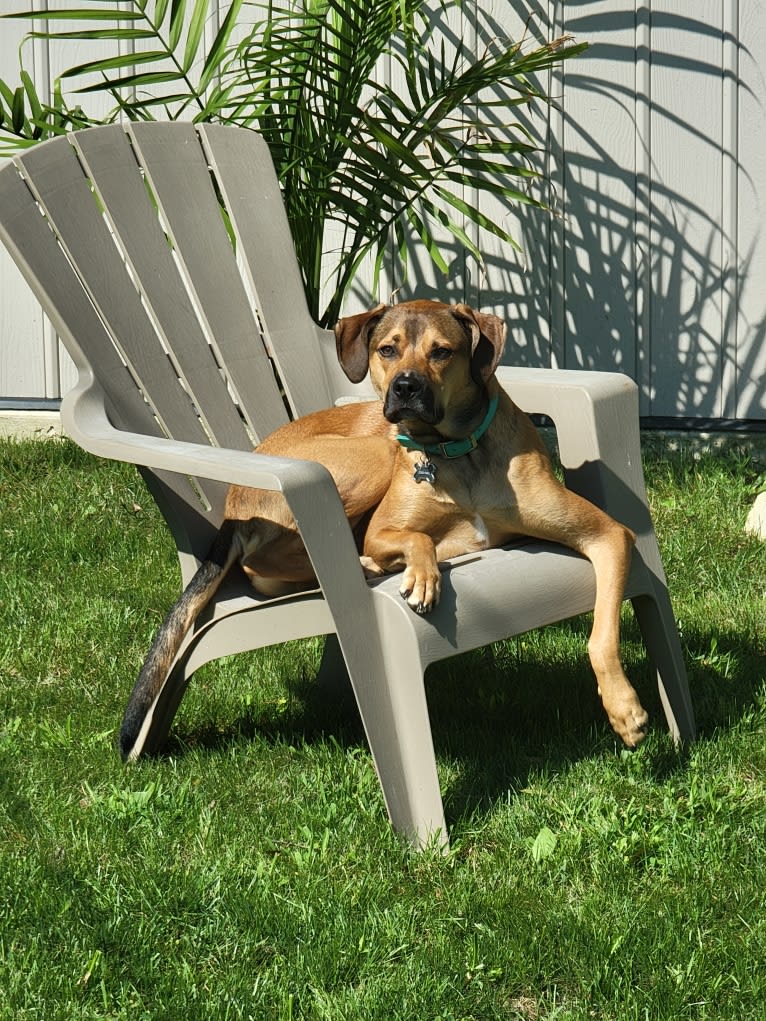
[[0, 0, 587, 324]]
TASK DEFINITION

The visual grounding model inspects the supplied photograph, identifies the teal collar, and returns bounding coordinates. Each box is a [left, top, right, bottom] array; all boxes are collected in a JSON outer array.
[[395, 394, 499, 460]]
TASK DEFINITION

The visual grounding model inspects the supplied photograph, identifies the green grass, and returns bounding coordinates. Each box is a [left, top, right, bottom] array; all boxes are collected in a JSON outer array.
[[1, 436, 765, 1020]]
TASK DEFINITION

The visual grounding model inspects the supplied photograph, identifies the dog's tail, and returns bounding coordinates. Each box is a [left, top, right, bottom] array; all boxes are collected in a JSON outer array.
[[119, 520, 240, 762]]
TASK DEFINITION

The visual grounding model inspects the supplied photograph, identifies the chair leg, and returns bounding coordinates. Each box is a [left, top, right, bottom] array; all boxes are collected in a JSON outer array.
[[632, 589, 696, 745], [335, 614, 448, 851], [314, 633, 353, 699]]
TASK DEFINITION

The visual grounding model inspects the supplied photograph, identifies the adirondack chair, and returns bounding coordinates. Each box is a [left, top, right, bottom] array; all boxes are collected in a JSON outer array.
[[0, 123, 695, 848]]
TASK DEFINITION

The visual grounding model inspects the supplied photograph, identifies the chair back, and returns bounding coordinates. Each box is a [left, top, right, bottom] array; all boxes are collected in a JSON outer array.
[[0, 123, 362, 540]]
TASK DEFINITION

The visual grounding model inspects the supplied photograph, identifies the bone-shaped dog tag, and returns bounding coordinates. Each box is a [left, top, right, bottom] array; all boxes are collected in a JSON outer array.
[[413, 459, 437, 484]]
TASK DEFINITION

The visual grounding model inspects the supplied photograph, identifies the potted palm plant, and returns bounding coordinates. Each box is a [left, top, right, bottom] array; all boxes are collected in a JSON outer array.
[[0, 0, 585, 326]]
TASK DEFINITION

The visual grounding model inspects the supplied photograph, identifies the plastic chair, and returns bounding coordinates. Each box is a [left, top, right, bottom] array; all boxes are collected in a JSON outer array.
[[0, 123, 695, 848]]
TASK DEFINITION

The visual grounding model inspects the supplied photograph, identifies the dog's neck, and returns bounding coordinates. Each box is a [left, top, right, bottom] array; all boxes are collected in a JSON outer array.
[[395, 392, 499, 460]]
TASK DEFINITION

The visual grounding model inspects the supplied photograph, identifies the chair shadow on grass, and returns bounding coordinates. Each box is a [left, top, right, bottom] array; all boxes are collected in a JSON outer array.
[[156, 612, 762, 834]]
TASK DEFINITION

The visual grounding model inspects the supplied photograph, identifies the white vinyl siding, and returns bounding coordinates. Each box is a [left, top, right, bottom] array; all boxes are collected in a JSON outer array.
[[1, 1, 764, 420]]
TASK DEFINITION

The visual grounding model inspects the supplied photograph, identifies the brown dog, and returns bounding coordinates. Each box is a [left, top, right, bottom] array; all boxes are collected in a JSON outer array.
[[120, 299, 648, 760]]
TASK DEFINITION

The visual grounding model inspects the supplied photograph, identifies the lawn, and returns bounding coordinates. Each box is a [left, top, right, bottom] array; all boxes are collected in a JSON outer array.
[[1, 435, 764, 1020]]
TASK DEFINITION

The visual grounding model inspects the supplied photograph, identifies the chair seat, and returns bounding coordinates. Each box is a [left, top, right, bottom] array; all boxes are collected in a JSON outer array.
[[370, 542, 598, 667], [180, 542, 600, 680]]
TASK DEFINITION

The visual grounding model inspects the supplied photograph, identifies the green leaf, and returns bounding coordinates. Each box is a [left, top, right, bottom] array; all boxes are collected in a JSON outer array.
[[74, 70, 185, 94], [369, 240, 388, 296], [20, 71, 44, 139], [2, 8, 143, 21], [168, 0, 187, 51], [531, 826, 558, 864], [417, 195, 483, 263], [11, 87, 25, 135], [467, 138, 537, 155], [26, 28, 158, 41], [442, 171, 542, 197], [59, 50, 170, 80], [198, 0, 243, 93], [406, 205, 450, 275], [434, 185, 525, 246], [154, 0, 172, 30], [0, 80, 15, 111], [394, 217, 409, 280], [341, 144, 419, 193], [362, 119, 429, 176], [183, 0, 209, 72], [20, 72, 42, 122]]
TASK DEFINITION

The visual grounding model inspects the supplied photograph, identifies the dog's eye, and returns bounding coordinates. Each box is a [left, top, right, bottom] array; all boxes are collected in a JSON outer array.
[[430, 346, 452, 362], [377, 344, 397, 359]]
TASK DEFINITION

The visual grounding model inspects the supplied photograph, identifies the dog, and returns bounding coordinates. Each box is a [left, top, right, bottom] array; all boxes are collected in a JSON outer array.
[[120, 299, 648, 760]]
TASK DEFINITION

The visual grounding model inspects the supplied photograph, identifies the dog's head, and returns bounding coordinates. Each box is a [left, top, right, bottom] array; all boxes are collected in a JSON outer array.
[[334, 300, 506, 434]]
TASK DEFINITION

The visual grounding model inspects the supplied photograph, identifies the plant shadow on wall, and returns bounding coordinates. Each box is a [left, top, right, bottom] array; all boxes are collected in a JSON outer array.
[[480, 3, 765, 420], [385, 2, 765, 420], [0, 0, 584, 329]]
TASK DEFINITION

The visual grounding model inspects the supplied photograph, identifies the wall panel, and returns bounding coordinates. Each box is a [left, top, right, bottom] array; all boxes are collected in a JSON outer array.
[[648, 1, 725, 418], [0, 0, 764, 421], [0, 4, 50, 399], [561, 1, 639, 382], [737, 0, 766, 419]]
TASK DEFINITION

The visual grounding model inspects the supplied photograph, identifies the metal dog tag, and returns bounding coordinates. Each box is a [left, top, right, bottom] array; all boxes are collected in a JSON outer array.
[[413, 459, 437, 484]]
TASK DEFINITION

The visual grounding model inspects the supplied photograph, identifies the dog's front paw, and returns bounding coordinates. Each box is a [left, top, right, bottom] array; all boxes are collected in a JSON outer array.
[[600, 686, 649, 748], [359, 555, 386, 578], [399, 563, 441, 614]]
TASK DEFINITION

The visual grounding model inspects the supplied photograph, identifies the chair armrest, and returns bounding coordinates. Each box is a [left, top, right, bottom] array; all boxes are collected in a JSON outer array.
[[496, 366, 639, 461], [496, 367, 652, 539], [63, 376, 326, 492], [62, 377, 372, 604]]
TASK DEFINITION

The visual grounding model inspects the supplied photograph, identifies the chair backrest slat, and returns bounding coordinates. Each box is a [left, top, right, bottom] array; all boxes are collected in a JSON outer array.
[[0, 123, 362, 542], [17, 135, 215, 447], [0, 150, 164, 442], [126, 122, 293, 441], [74, 125, 257, 451], [197, 124, 336, 417]]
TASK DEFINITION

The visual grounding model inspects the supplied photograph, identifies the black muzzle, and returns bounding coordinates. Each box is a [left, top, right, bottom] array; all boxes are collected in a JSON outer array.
[[384, 371, 438, 424]]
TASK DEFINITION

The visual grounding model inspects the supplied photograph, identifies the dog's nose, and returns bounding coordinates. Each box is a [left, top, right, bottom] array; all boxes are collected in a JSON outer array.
[[391, 372, 424, 400]]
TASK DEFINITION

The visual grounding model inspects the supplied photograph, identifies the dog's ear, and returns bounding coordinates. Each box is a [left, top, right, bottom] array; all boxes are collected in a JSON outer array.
[[334, 304, 388, 383], [452, 304, 507, 383]]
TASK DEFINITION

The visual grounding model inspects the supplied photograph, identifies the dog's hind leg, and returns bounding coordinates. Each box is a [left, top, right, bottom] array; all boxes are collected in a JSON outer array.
[[515, 479, 648, 747], [578, 519, 649, 747], [119, 520, 240, 761]]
